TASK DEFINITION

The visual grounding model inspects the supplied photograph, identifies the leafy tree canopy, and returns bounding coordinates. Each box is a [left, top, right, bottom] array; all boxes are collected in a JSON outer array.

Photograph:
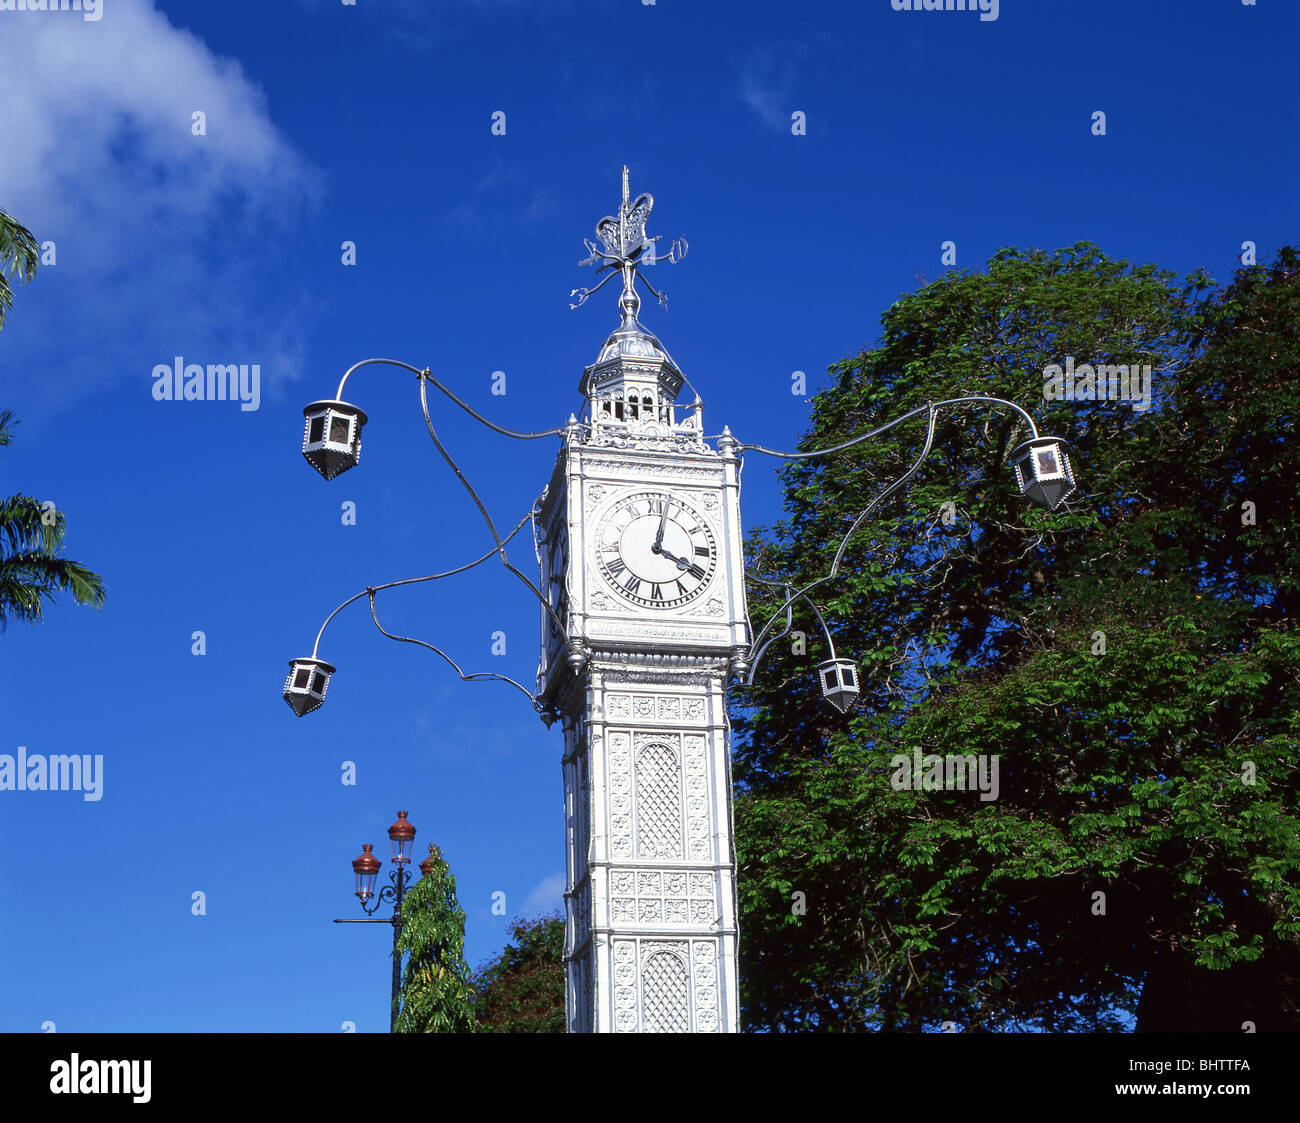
[[0, 207, 39, 331], [473, 914, 566, 1033], [0, 411, 107, 631], [393, 845, 477, 1033], [733, 243, 1300, 1032]]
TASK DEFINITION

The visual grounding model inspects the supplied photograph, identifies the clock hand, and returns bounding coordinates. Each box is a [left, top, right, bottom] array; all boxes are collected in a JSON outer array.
[[653, 503, 669, 553], [656, 546, 691, 571]]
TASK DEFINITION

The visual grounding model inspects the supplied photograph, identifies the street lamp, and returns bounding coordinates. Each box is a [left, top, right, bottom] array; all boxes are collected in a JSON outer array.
[[283, 656, 336, 716], [301, 399, 368, 480], [1009, 436, 1077, 510], [333, 810, 424, 1033], [743, 398, 1083, 711]]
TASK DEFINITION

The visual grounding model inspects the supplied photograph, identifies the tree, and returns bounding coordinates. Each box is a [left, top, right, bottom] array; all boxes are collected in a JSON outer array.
[[0, 410, 107, 631], [732, 243, 1300, 1032], [393, 844, 477, 1033], [0, 208, 40, 331], [473, 915, 566, 1033]]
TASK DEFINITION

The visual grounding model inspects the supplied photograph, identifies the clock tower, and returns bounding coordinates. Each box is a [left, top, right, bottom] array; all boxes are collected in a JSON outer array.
[[537, 170, 748, 1032]]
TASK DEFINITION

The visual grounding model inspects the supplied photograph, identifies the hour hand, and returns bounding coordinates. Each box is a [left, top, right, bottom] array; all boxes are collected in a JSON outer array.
[[656, 546, 690, 570]]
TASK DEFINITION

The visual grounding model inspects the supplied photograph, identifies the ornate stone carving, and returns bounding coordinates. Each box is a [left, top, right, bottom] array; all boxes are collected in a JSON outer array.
[[605, 693, 710, 724], [585, 621, 726, 643], [613, 940, 638, 1032], [608, 865, 716, 928], [692, 940, 719, 1032], [580, 457, 720, 481], [683, 734, 711, 861], [607, 732, 633, 859]]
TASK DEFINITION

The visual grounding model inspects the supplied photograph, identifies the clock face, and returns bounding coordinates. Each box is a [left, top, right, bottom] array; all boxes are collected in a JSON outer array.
[[545, 525, 569, 652], [547, 526, 569, 611], [595, 490, 718, 609]]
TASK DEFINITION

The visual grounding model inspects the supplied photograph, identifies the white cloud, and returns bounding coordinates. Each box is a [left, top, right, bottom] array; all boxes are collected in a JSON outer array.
[[0, 0, 321, 414], [737, 41, 822, 133], [521, 872, 565, 917], [739, 47, 793, 131]]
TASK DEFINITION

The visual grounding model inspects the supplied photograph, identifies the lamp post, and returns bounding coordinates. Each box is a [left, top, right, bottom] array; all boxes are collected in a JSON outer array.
[[333, 810, 421, 1033]]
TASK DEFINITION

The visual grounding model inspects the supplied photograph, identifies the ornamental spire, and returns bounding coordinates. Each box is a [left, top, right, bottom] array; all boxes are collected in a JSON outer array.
[[569, 164, 688, 322]]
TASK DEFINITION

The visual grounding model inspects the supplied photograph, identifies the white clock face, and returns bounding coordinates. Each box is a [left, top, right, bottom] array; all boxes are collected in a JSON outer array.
[[595, 490, 718, 609]]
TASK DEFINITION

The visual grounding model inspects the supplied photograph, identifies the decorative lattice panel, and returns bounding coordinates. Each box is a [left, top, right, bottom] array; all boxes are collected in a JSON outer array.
[[641, 951, 690, 1033], [636, 743, 683, 859]]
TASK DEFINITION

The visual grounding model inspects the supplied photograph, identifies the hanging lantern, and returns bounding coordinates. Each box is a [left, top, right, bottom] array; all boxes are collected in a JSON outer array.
[[301, 399, 368, 480], [283, 656, 336, 716], [351, 844, 381, 901], [1009, 437, 1076, 511], [816, 658, 860, 713]]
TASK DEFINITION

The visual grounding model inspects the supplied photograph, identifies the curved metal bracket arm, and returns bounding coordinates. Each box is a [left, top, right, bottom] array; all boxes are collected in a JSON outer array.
[[738, 394, 1038, 461], [828, 405, 938, 578], [308, 510, 540, 658], [417, 377, 569, 643], [358, 867, 410, 917], [334, 356, 565, 441], [744, 574, 840, 685], [742, 402, 942, 681], [368, 590, 543, 712]]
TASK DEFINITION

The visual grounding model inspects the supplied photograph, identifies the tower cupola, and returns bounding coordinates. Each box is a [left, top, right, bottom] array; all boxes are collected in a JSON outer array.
[[570, 166, 700, 444]]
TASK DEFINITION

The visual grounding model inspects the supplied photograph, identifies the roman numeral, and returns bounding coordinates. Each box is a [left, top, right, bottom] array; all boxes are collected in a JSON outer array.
[[650, 583, 664, 602], [687, 563, 707, 580], [676, 579, 688, 598], [647, 498, 666, 515], [622, 572, 641, 596], [606, 557, 626, 576], [694, 546, 710, 557]]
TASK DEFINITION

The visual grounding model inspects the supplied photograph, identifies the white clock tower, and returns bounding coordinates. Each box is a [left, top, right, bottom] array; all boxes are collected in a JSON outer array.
[[537, 170, 748, 1032]]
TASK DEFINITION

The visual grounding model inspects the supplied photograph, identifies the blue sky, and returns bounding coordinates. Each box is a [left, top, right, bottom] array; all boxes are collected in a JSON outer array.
[[0, 0, 1294, 1032]]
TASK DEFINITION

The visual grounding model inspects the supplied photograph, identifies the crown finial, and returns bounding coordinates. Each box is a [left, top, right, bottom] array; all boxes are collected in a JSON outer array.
[[569, 166, 688, 315]]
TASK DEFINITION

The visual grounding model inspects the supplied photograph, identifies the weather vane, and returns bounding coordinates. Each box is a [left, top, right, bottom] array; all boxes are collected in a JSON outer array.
[[569, 165, 688, 313]]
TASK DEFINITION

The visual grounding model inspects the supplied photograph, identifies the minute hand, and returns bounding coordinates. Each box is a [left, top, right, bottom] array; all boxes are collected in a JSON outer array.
[[653, 505, 669, 552]]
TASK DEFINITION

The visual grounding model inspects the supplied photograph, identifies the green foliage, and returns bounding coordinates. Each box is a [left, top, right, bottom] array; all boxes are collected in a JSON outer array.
[[734, 243, 1300, 1031], [0, 208, 40, 331], [473, 914, 566, 1033], [393, 845, 477, 1033], [0, 410, 107, 631]]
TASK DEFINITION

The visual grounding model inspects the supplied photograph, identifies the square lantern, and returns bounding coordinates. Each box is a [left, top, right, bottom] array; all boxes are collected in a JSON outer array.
[[1010, 437, 1076, 511], [302, 400, 368, 481], [283, 657, 336, 716], [817, 658, 860, 713]]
